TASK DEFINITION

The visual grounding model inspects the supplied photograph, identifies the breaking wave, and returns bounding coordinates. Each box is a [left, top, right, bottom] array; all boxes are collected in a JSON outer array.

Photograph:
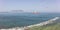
[[0, 17, 59, 30]]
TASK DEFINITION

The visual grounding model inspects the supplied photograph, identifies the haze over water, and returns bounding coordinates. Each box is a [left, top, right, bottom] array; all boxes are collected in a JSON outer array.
[[0, 0, 60, 29]]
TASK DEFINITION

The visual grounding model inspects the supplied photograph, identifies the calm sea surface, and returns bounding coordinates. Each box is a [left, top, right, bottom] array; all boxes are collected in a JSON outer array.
[[0, 13, 60, 28]]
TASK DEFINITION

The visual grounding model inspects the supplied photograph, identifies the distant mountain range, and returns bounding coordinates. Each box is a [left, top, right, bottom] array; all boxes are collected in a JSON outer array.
[[0, 10, 24, 13]]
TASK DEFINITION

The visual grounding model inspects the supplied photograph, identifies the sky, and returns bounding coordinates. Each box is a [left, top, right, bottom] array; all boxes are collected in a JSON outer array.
[[0, 0, 60, 13]]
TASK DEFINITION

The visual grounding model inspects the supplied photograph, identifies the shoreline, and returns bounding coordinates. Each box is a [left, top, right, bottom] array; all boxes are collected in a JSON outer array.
[[0, 17, 59, 30]]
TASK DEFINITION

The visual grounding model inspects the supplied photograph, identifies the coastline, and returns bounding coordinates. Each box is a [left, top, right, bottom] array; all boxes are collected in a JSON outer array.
[[0, 17, 59, 30]]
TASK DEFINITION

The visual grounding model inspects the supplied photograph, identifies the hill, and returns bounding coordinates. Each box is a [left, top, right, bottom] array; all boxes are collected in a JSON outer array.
[[24, 17, 60, 30]]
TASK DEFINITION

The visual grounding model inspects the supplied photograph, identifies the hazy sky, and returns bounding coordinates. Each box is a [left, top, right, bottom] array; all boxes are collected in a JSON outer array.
[[0, 0, 60, 13]]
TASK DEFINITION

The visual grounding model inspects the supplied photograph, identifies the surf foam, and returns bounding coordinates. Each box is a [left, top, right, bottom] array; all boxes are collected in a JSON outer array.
[[0, 17, 59, 30]]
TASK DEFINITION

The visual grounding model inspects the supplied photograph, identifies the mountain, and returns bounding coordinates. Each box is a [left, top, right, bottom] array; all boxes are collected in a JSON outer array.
[[11, 10, 24, 13]]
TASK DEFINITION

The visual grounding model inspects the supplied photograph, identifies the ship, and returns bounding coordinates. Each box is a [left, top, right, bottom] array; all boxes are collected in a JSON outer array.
[[32, 11, 40, 14]]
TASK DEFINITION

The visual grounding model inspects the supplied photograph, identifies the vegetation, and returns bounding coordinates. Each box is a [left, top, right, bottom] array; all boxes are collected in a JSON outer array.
[[28, 23, 60, 30]]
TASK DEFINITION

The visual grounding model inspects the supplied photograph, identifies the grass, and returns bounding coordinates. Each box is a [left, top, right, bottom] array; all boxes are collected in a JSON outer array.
[[28, 23, 60, 30]]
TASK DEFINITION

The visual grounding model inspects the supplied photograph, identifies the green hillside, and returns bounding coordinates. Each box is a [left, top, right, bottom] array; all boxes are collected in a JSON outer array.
[[28, 23, 60, 30]]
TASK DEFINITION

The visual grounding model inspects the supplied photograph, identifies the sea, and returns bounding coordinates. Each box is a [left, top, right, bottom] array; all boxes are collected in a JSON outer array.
[[0, 13, 60, 28]]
